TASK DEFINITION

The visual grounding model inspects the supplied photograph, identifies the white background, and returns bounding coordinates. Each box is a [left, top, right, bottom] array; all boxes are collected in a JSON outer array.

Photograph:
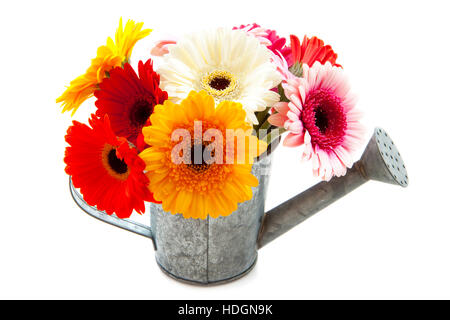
[[0, 0, 449, 299]]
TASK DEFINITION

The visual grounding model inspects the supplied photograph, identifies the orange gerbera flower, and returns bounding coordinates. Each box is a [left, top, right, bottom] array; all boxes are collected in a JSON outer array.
[[139, 91, 267, 219], [56, 18, 151, 115]]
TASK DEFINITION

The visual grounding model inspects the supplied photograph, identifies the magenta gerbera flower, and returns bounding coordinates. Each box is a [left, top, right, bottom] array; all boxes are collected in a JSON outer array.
[[269, 61, 365, 181], [234, 23, 292, 65]]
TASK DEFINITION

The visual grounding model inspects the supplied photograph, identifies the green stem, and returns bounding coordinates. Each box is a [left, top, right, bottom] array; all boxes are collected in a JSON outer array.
[[278, 83, 289, 102], [254, 107, 271, 132], [258, 119, 272, 138]]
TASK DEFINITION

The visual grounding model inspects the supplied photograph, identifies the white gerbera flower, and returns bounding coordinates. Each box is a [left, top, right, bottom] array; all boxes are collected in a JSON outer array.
[[157, 28, 282, 124]]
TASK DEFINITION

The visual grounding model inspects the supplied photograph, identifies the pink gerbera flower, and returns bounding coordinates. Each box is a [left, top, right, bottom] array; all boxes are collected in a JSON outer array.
[[270, 52, 296, 82], [234, 23, 293, 65], [268, 61, 365, 181]]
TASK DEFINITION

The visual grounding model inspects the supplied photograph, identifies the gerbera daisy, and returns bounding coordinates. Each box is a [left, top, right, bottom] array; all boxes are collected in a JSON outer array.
[[56, 18, 151, 115], [139, 90, 267, 219], [64, 114, 156, 218], [94, 59, 168, 147], [268, 62, 364, 181], [234, 23, 293, 66], [156, 28, 281, 125], [270, 51, 296, 83], [290, 35, 341, 68]]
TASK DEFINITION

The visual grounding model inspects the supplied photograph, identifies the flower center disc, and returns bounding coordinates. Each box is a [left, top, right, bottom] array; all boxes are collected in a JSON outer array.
[[108, 149, 128, 174], [202, 70, 237, 98], [130, 99, 153, 127], [102, 144, 130, 180], [187, 142, 215, 173], [301, 88, 347, 150], [209, 77, 230, 90], [314, 107, 329, 134]]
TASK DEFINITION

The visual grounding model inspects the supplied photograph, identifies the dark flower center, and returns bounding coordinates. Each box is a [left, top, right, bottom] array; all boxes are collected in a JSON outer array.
[[209, 77, 231, 91], [187, 143, 215, 173], [108, 149, 128, 174], [301, 88, 347, 150], [202, 70, 237, 98], [314, 107, 328, 134], [130, 99, 153, 127]]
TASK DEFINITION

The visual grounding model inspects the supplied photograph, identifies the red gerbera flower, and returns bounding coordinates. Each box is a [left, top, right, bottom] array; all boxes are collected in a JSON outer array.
[[64, 114, 157, 218], [94, 59, 168, 148], [290, 35, 341, 68]]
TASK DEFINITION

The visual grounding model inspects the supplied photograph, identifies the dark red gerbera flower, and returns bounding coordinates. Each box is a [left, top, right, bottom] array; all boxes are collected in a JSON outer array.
[[94, 59, 168, 148], [290, 35, 341, 68], [64, 114, 157, 219]]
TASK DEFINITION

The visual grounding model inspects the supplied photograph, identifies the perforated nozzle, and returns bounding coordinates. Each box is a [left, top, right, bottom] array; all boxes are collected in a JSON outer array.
[[360, 127, 408, 187]]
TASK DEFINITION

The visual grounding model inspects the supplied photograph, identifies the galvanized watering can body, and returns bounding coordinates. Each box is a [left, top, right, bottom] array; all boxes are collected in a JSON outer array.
[[70, 128, 408, 285], [150, 156, 272, 284]]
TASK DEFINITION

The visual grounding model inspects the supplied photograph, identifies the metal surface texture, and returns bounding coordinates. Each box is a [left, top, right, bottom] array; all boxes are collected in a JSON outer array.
[[257, 127, 409, 248], [150, 155, 273, 284]]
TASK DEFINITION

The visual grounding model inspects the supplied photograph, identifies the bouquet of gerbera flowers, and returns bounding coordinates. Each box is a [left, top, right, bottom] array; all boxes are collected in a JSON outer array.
[[58, 19, 365, 220]]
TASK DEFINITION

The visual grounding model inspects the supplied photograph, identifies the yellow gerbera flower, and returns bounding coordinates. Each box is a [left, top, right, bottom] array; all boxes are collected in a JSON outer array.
[[56, 18, 151, 115], [139, 91, 267, 219]]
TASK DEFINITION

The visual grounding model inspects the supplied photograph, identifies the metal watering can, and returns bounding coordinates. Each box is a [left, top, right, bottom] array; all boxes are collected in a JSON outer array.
[[70, 127, 408, 285]]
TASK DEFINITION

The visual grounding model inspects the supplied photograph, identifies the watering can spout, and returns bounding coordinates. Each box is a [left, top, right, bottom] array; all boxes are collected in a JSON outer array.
[[257, 127, 408, 249]]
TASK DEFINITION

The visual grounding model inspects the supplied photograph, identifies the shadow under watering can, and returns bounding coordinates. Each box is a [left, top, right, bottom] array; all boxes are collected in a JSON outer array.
[[70, 127, 408, 285]]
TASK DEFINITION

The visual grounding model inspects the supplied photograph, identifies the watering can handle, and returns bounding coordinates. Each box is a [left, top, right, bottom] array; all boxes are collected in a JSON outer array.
[[69, 177, 156, 248]]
